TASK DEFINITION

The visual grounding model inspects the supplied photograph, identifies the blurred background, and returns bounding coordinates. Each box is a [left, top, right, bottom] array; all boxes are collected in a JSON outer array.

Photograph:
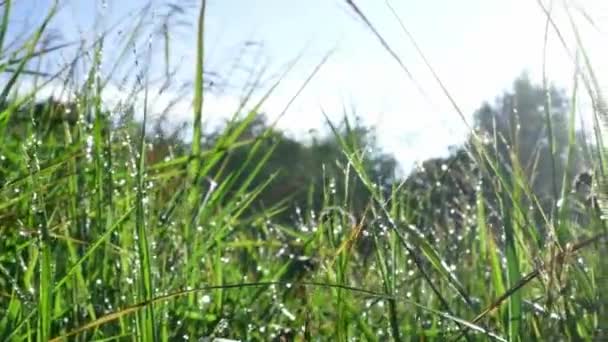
[[9, 0, 606, 170]]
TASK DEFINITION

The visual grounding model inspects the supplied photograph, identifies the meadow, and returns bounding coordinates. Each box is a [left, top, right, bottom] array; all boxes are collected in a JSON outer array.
[[0, 1, 606, 341]]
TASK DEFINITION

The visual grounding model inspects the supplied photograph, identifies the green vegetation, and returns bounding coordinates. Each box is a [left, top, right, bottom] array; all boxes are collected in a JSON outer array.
[[0, 1, 606, 341]]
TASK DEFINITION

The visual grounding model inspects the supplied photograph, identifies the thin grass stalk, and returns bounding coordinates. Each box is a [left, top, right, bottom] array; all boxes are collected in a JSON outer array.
[[33, 143, 52, 342], [187, 0, 207, 212], [134, 37, 156, 342]]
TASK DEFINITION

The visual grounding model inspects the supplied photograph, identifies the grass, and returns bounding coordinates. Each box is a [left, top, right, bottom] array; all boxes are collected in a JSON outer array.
[[0, 0, 606, 341]]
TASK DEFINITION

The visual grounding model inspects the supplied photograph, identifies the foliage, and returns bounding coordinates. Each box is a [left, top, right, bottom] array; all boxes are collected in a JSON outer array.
[[202, 114, 397, 224], [0, 1, 606, 341]]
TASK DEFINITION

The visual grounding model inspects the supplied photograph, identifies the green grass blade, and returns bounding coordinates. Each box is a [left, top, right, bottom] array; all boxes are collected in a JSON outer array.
[[0, 1, 58, 104], [0, 0, 10, 55], [186, 0, 207, 211]]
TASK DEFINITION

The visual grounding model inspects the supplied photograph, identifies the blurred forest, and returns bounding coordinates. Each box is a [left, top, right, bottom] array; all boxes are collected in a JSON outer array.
[[3, 74, 592, 233]]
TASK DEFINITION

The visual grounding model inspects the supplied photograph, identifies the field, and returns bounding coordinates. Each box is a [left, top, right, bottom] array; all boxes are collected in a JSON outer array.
[[0, 1, 606, 341]]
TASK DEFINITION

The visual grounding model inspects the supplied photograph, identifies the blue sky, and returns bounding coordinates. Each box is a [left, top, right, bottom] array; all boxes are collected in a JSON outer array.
[[7, 0, 608, 172]]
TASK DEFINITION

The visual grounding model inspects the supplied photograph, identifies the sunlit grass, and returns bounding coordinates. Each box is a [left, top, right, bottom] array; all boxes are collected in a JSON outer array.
[[0, 0, 606, 341]]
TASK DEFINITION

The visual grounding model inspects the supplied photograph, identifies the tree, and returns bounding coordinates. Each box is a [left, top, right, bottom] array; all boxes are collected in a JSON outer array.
[[471, 74, 586, 210], [402, 74, 590, 243], [203, 114, 398, 224]]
